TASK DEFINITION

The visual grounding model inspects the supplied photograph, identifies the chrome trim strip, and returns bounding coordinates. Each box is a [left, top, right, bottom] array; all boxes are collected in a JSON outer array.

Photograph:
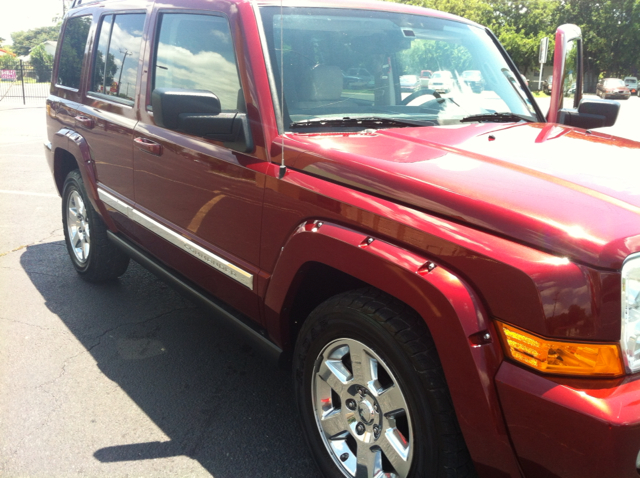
[[44, 141, 52, 151], [98, 188, 254, 290]]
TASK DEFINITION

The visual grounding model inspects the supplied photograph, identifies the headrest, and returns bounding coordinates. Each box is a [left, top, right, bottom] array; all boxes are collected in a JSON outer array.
[[301, 65, 343, 101]]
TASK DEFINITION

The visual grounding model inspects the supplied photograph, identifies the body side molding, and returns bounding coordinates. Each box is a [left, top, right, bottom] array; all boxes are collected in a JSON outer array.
[[99, 188, 254, 290]]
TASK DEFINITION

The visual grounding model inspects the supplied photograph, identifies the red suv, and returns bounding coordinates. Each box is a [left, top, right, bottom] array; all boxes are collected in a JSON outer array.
[[45, 1, 639, 477]]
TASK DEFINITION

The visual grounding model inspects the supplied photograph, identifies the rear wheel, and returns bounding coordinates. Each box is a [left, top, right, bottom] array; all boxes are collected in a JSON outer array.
[[62, 170, 129, 282], [294, 288, 476, 478]]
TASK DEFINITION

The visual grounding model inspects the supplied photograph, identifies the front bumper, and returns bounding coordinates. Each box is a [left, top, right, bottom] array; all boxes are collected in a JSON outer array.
[[496, 362, 640, 478], [604, 92, 630, 99]]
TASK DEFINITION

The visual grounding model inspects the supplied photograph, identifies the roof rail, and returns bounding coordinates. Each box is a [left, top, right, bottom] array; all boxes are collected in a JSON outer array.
[[70, 0, 107, 8]]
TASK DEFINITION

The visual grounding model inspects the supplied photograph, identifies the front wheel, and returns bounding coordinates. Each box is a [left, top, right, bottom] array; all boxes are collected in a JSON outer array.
[[62, 170, 130, 282], [294, 288, 476, 478]]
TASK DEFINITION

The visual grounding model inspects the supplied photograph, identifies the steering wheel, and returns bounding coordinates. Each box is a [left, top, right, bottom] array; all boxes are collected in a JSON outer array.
[[401, 88, 442, 106]]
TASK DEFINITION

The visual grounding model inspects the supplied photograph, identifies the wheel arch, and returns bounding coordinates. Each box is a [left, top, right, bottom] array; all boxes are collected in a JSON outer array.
[[52, 147, 79, 195], [265, 220, 522, 476], [51, 128, 118, 231]]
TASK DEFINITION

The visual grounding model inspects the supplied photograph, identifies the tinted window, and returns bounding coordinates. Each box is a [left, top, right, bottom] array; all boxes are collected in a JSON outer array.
[[90, 13, 145, 103], [91, 15, 113, 92], [154, 14, 242, 110], [57, 16, 92, 89]]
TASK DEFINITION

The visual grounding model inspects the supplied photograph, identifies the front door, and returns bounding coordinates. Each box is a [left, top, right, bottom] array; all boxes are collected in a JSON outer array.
[[132, 8, 266, 321]]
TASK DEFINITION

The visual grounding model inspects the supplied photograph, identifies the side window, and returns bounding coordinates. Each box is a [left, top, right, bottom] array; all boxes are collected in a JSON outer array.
[[91, 14, 113, 93], [153, 13, 243, 111], [57, 16, 92, 89], [90, 13, 145, 103]]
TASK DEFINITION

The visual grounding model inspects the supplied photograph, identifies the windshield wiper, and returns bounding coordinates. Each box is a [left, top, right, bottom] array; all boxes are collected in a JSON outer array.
[[290, 116, 435, 130], [459, 112, 534, 123]]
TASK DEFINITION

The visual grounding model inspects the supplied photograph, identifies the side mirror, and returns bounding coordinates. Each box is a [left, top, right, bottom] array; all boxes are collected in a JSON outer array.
[[151, 88, 253, 152], [152, 88, 221, 129], [547, 24, 619, 129], [557, 98, 620, 129]]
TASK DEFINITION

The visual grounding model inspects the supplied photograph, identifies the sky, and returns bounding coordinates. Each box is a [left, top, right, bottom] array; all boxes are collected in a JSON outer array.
[[0, 0, 67, 46]]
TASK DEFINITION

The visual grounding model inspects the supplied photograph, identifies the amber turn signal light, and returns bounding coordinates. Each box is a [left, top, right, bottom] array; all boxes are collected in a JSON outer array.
[[495, 321, 624, 377]]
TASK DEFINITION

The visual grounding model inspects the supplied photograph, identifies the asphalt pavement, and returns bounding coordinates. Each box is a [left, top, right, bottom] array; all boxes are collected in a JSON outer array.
[[0, 102, 319, 477], [0, 93, 638, 477]]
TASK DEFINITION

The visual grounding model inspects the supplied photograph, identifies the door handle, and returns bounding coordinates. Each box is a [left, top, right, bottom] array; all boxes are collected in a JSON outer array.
[[134, 137, 163, 156], [75, 115, 94, 129]]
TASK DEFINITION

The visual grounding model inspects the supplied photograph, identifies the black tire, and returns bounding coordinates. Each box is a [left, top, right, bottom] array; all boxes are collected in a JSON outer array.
[[62, 169, 129, 282], [294, 288, 476, 478]]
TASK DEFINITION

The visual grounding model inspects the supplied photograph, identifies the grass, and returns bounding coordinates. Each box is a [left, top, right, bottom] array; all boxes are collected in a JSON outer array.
[[531, 90, 549, 98]]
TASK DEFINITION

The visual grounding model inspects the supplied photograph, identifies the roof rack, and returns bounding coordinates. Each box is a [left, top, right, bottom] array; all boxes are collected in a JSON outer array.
[[70, 0, 107, 8]]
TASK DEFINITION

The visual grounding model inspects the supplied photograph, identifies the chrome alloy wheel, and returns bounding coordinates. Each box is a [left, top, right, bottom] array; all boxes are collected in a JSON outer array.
[[312, 338, 413, 478], [66, 190, 91, 263]]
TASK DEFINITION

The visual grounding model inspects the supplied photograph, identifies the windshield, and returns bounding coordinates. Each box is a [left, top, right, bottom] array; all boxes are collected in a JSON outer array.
[[260, 7, 538, 131]]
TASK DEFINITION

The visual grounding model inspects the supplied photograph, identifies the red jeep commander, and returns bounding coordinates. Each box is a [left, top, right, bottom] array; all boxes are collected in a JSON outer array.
[[45, 0, 640, 476]]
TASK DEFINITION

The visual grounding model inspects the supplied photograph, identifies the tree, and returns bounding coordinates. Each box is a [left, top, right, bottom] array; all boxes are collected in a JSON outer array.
[[57, 17, 91, 88], [388, 0, 495, 25], [0, 48, 18, 70], [30, 44, 54, 82], [10, 26, 60, 57], [559, 0, 640, 78], [490, 0, 559, 74]]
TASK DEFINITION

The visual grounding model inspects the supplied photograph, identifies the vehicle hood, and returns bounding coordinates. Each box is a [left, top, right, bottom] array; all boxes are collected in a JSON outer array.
[[283, 122, 640, 269]]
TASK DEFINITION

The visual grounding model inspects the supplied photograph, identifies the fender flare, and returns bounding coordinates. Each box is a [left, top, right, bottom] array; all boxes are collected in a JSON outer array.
[[52, 127, 118, 231], [265, 220, 521, 476]]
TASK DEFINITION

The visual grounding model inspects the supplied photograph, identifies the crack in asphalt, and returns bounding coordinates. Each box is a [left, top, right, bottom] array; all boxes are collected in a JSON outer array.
[[0, 228, 64, 258], [0, 316, 52, 332]]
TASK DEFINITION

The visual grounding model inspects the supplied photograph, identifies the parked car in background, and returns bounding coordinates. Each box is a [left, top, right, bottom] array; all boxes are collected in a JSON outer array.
[[597, 78, 631, 99], [45, 1, 634, 477], [399, 74, 420, 92], [419, 69, 432, 87], [542, 75, 553, 94], [624, 76, 638, 95], [428, 70, 454, 93], [461, 70, 484, 93], [520, 74, 529, 88]]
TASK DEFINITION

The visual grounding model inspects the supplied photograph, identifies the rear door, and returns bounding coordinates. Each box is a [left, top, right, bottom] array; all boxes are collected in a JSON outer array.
[[77, 10, 148, 225]]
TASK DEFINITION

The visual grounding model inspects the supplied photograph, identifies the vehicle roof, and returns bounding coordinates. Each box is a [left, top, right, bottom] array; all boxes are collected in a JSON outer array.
[[70, 0, 152, 9], [68, 0, 480, 30], [256, 0, 476, 24]]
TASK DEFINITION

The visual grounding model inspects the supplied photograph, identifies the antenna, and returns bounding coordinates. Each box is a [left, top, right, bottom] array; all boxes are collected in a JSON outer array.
[[278, 0, 287, 180]]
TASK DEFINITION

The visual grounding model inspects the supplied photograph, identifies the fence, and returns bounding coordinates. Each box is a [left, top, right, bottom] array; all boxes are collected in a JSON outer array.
[[0, 60, 51, 104]]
